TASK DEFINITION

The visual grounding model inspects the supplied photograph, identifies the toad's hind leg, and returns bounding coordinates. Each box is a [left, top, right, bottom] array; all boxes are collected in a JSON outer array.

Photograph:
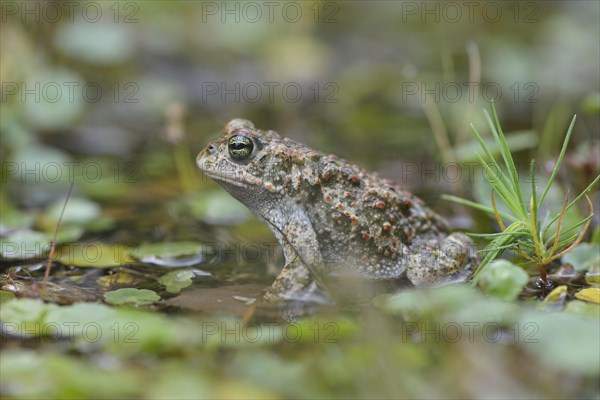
[[406, 233, 476, 286]]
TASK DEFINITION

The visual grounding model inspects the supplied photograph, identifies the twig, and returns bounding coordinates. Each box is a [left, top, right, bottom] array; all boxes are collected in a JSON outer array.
[[42, 180, 74, 290]]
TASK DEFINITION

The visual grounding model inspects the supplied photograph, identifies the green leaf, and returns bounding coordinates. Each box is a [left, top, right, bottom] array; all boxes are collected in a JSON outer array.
[[441, 194, 515, 222], [575, 288, 600, 304], [518, 311, 600, 376], [538, 115, 577, 207], [373, 285, 481, 315], [0, 298, 57, 336], [538, 285, 568, 311], [48, 197, 100, 224], [0, 349, 143, 398], [477, 260, 529, 301], [135, 242, 204, 259], [565, 300, 600, 319], [134, 241, 207, 267], [472, 223, 522, 280], [0, 229, 51, 259], [158, 270, 195, 293], [488, 106, 527, 215], [104, 288, 160, 306], [44, 302, 120, 337], [56, 242, 134, 267]]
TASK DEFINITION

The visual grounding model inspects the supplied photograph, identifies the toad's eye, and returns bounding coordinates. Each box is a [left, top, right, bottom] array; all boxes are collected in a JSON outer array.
[[228, 134, 254, 160]]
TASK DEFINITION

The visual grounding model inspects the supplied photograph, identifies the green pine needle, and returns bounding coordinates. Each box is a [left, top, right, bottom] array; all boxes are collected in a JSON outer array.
[[446, 104, 599, 283]]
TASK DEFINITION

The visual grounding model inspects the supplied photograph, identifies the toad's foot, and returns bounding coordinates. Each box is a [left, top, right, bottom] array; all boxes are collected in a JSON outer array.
[[406, 233, 476, 286], [262, 258, 331, 304]]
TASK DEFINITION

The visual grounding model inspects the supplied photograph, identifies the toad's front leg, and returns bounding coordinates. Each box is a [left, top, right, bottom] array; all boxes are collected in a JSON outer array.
[[263, 257, 314, 302], [261, 209, 327, 302]]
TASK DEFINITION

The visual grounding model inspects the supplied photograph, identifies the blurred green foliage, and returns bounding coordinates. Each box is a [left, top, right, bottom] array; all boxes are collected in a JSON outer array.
[[1, 1, 599, 399]]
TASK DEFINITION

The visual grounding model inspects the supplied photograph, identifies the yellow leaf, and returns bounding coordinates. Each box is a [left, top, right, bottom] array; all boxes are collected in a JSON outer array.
[[575, 288, 600, 304]]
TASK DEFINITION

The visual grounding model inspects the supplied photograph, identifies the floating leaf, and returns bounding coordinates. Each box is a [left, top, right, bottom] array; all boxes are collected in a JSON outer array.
[[518, 311, 600, 376], [45, 302, 119, 337], [134, 241, 206, 267], [135, 242, 204, 259], [84, 216, 117, 233], [43, 197, 101, 225], [1, 299, 177, 355], [565, 300, 600, 319], [477, 260, 529, 301], [56, 242, 134, 267], [0, 229, 50, 259], [226, 351, 315, 398], [575, 288, 600, 304], [158, 270, 195, 293], [53, 225, 85, 243], [36, 196, 110, 238], [97, 272, 136, 288], [562, 243, 600, 271], [0, 348, 144, 398], [104, 288, 160, 306], [539, 285, 568, 311], [143, 367, 212, 399], [373, 285, 480, 316], [0, 298, 57, 336]]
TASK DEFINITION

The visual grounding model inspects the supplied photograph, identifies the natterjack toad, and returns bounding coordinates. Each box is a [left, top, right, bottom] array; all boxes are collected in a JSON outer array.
[[197, 119, 475, 302]]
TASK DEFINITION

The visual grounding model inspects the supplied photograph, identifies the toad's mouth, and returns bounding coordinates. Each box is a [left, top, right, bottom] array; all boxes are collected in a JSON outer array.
[[202, 171, 249, 188]]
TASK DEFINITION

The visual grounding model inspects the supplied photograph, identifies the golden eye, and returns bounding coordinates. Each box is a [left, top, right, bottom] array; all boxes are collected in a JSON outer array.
[[228, 134, 254, 160]]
